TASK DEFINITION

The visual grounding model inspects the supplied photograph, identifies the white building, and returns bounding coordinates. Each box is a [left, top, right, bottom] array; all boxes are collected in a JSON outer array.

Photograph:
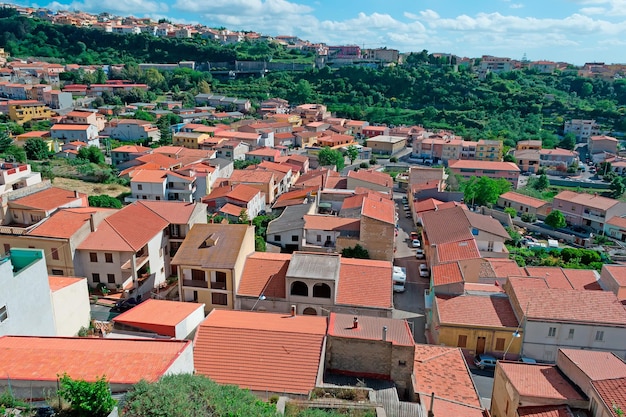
[[564, 119, 601, 144]]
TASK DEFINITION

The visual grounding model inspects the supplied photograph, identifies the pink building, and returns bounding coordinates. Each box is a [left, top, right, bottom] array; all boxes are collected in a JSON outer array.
[[448, 160, 520, 189], [552, 190, 626, 232]]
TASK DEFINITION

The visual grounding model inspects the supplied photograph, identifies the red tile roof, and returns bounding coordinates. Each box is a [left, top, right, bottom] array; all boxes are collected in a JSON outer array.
[[499, 192, 549, 209], [28, 208, 111, 238], [219, 203, 245, 217], [414, 198, 444, 213], [237, 252, 290, 298], [591, 377, 626, 417], [303, 215, 360, 231], [136, 200, 202, 225], [50, 123, 90, 131], [421, 206, 474, 245], [10, 187, 86, 212], [554, 190, 620, 210], [449, 159, 520, 172], [559, 349, 626, 382], [487, 258, 525, 279], [130, 169, 167, 183], [525, 267, 572, 289], [328, 313, 413, 346], [436, 239, 481, 263], [413, 345, 481, 408], [135, 153, 180, 169], [435, 294, 519, 328], [112, 299, 204, 337], [432, 262, 464, 286], [112, 145, 152, 153], [517, 405, 575, 417], [48, 276, 84, 292], [499, 362, 586, 401], [193, 310, 327, 395], [229, 169, 275, 184], [226, 183, 262, 203], [607, 216, 626, 229], [0, 336, 191, 384], [78, 202, 168, 252], [361, 195, 395, 224], [562, 268, 602, 291], [336, 258, 393, 309], [347, 169, 393, 188], [507, 277, 626, 326], [603, 265, 626, 286]]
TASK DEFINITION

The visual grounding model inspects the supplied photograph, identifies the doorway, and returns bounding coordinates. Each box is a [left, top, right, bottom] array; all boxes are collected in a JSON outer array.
[[476, 337, 486, 354]]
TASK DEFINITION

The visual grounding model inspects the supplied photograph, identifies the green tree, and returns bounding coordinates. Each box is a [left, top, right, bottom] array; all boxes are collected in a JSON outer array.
[[545, 209, 566, 229], [94, 67, 107, 84], [156, 116, 172, 145], [533, 173, 549, 191], [238, 208, 249, 224], [505, 226, 522, 246], [462, 176, 511, 207], [345, 144, 359, 165], [197, 79, 211, 94], [23, 137, 49, 160], [58, 374, 115, 417], [503, 154, 517, 163], [78, 146, 105, 164], [610, 176, 626, 198], [504, 207, 517, 218], [4, 145, 26, 162], [341, 244, 370, 259], [318, 146, 345, 170], [88, 195, 122, 209], [558, 133, 576, 150], [123, 374, 277, 417], [0, 129, 12, 152]]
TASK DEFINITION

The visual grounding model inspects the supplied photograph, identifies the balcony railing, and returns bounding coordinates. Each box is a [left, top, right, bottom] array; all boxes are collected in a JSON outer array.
[[182, 279, 209, 289], [210, 281, 227, 290]]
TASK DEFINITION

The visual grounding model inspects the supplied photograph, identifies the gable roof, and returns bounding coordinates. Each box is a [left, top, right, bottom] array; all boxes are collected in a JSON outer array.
[[171, 223, 252, 269], [112, 299, 204, 337], [361, 195, 395, 224], [9, 187, 86, 212], [328, 313, 413, 346], [77, 202, 168, 252], [136, 200, 204, 225], [421, 206, 474, 245], [499, 362, 586, 401], [193, 310, 327, 395], [0, 336, 191, 385], [559, 349, 626, 382], [237, 252, 290, 299], [554, 190, 620, 210], [28, 207, 113, 238], [517, 405, 576, 417], [130, 169, 167, 183], [591, 377, 626, 417], [347, 169, 393, 188], [464, 210, 509, 239], [48, 276, 84, 292], [436, 239, 481, 263], [432, 262, 464, 286], [499, 191, 549, 209], [336, 258, 393, 309], [436, 294, 519, 328], [303, 215, 360, 231]]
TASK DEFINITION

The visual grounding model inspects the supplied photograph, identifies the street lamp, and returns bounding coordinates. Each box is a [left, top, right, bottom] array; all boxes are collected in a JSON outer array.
[[502, 330, 521, 361], [251, 294, 266, 311]]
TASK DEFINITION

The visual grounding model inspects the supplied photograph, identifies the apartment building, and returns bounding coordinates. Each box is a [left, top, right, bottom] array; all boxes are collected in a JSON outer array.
[[552, 190, 626, 232]]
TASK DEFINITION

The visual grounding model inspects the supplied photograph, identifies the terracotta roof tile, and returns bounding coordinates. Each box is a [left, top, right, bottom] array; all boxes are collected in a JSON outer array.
[[28, 208, 113, 238], [136, 200, 203, 225], [328, 313, 413, 346], [111, 145, 152, 153], [436, 239, 481, 263], [591, 377, 626, 417], [193, 310, 327, 395], [449, 159, 520, 172], [226, 184, 262, 203], [112, 299, 204, 337], [432, 262, 464, 286], [499, 362, 586, 400], [10, 187, 86, 212], [421, 206, 474, 245], [559, 349, 626, 381], [607, 216, 626, 228], [499, 191, 549, 209], [341, 194, 365, 210], [414, 198, 444, 213], [48, 276, 84, 292], [347, 169, 393, 188], [303, 215, 360, 231], [130, 169, 167, 183], [525, 267, 572, 289], [487, 258, 525, 279], [219, 203, 245, 216], [361, 195, 395, 224], [135, 153, 180, 169], [78, 202, 168, 252], [507, 277, 626, 326], [554, 190, 620, 211], [237, 253, 290, 298], [229, 169, 275, 184], [420, 396, 485, 417], [413, 345, 481, 408], [562, 268, 602, 291], [603, 265, 626, 286], [336, 258, 393, 309], [517, 405, 575, 417], [0, 336, 191, 385], [435, 294, 519, 328]]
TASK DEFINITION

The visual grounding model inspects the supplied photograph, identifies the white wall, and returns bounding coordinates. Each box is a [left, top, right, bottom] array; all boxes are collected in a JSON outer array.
[[522, 320, 626, 362], [174, 304, 205, 339], [130, 180, 166, 201], [0, 250, 56, 336], [51, 278, 91, 336], [164, 342, 195, 375]]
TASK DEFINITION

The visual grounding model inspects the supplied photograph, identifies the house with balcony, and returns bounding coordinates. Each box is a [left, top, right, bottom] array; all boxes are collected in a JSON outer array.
[[225, 169, 278, 204], [539, 148, 579, 169], [497, 191, 551, 218], [75, 202, 169, 296], [564, 119, 601, 143], [50, 123, 100, 146], [588, 135, 618, 157], [440, 139, 463, 162], [5, 187, 88, 226], [7, 100, 53, 124], [448, 160, 520, 189], [236, 251, 393, 317], [516, 140, 542, 151], [63, 110, 105, 131], [0, 162, 41, 195], [172, 223, 255, 313], [552, 190, 626, 232], [475, 139, 503, 161], [303, 215, 360, 251], [127, 170, 196, 203], [202, 183, 265, 220]]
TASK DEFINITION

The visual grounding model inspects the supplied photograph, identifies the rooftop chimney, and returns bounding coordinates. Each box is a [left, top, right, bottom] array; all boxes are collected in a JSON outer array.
[[89, 213, 95, 232], [352, 317, 359, 329], [290, 304, 296, 317], [428, 392, 435, 417], [74, 190, 79, 198], [382, 326, 388, 342]]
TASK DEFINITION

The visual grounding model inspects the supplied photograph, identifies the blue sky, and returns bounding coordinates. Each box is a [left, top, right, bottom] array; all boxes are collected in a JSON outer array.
[[23, 0, 626, 64]]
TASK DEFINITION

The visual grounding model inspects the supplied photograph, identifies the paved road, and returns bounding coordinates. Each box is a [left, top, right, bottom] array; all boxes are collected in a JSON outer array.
[[471, 369, 495, 410]]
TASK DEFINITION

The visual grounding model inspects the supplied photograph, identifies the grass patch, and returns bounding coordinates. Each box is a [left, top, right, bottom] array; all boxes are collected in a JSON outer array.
[[53, 177, 129, 198]]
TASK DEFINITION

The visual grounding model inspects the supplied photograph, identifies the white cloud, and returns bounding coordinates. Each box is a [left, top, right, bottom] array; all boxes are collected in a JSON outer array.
[[173, 0, 312, 16], [572, 0, 626, 15], [44, 0, 168, 14], [510, 3, 524, 8]]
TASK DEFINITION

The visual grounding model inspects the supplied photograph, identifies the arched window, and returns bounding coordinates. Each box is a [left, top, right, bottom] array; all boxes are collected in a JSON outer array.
[[290, 281, 308, 296], [302, 307, 317, 316], [312, 283, 331, 298]]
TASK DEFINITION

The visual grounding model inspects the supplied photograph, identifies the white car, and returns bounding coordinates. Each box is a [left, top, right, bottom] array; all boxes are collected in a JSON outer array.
[[419, 263, 429, 277], [411, 239, 421, 248], [415, 249, 425, 259]]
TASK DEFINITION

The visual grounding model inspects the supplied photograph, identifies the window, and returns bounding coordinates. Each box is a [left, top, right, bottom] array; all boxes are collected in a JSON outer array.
[[0, 305, 8, 323], [274, 235, 282, 242], [457, 335, 467, 348], [316, 235, 322, 242], [89, 252, 98, 262], [291, 235, 298, 242], [595, 330, 604, 341], [212, 271, 227, 290], [170, 224, 180, 237], [107, 274, 115, 284], [92, 273, 100, 283], [138, 184, 143, 190], [211, 292, 228, 306], [495, 338, 506, 351], [290, 281, 308, 296], [471, 228, 479, 236], [548, 327, 557, 337], [105, 253, 113, 263], [51, 269, 63, 275], [487, 241, 494, 252], [51, 248, 59, 260], [312, 283, 331, 298], [3, 243, 9, 253], [191, 269, 205, 281], [568, 329, 575, 339]]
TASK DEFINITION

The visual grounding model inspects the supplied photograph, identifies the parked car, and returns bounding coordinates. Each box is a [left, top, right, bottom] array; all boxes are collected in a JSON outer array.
[[402, 196, 408, 203], [411, 239, 421, 248], [410, 231, 419, 240], [403, 204, 410, 211], [474, 354, 498, 370], [392, 266, 407, 293], [112, 297, 140, 312], [419, 263, 429, 277], [405, 212, 412, 218], [520, 357, 537, 364], [415, 249, 425, 259]]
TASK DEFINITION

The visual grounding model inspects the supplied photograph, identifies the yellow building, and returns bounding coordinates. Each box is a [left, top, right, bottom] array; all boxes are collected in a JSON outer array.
[[15, 131, 58, 152], [172, 132, 211, 149], [8, 100, 53, 125], [172, 223, 255, 314], [431, 292, 522, 358], [475, 139, 503, 161]]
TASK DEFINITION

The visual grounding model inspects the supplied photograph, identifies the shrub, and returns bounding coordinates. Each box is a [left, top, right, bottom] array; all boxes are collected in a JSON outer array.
[[389, 156, 398, 163], [504, 207, 517, 218], [520, 213, 537, 223], [359, 162, 370, 169], [58, 374, 115, 417]]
